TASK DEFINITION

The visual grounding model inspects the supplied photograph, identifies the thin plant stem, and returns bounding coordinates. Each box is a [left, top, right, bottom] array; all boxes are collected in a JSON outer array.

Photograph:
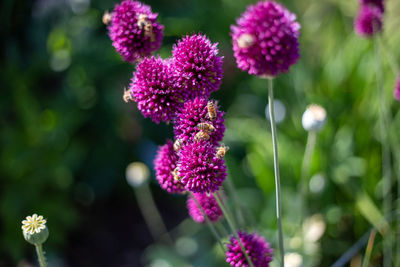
[[362, 229, 377, 267], [216, 221, 229, 238], [267, 78, 285, 267], [189, 192, 225, 252], [225, 174, 246, 227], [378, 36, 399, 75], [35, 244, 47, 267], [374, 35, 392, 267], [134, 183, 173, 245], [213, 191, 255, 267]]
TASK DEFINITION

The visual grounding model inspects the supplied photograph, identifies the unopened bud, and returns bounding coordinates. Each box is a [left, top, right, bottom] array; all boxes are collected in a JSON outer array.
[[126, 162, 150, 188], [302, 104, 327, 131]]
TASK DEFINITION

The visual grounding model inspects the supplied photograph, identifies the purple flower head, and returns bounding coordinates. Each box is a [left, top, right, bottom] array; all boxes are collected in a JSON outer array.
[[187, 192, 223, 223], [174, 97, 225, 146], [360, 0, 384, 12], [354, 5, 383, 37], [130, 56, 183, 123], [154, 140, 185, 194], [172, 34, 223, 99], [108, 0, 164, 63], [231, 1, 300, 77], [177, 141, 227, 193], [394, 76, 400, 101], [226, 231, 274, 267]]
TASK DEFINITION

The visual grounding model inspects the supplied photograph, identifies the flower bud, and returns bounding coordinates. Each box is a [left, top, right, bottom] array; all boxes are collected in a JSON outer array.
[[126, 162, 150, 188], [22, 214, 49, 245], [302, 104, 327, 132]]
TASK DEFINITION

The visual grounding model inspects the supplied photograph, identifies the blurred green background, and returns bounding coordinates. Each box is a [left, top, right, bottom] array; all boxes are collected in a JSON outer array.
[[1, 0, 400, 266]]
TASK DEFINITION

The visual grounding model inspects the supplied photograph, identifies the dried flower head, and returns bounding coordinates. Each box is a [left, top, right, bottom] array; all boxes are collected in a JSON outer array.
[[354, 5, 383, 37], [130, 56, 183, 123], [394, 76, 400, 101], [172, 34, 223, 99], [22, 214, 49, 245], [226, 231, 273, 267], [154, 140, 185, 194], [302, 104, 327, 132], [177, 141, 227, 193], [108, 0, 163, 63], [187, 192, 223, 223], [174, 97, 225, 146], [231, 0, 300, 77]]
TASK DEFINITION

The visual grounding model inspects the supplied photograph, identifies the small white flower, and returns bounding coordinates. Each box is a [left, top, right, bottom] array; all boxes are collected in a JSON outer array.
[[22, 214, 47, 235], [302, 104, 327, 131]]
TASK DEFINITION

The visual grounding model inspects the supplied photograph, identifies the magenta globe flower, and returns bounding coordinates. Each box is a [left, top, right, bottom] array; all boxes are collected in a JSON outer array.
[[108, 0, 164, 63], [354, 5, 383, 37], [172, 34, 223, 99], [187, 192, 223, 223], [177, 140, 227, 193], [360, 0, 384, 12], [231, 1, 300, 77], [174, 97, 225, 146], [394, 76, 400, 101], [226, 231, 274, 267], [154, 140, 185, 194], [130, 56, 183, 123]]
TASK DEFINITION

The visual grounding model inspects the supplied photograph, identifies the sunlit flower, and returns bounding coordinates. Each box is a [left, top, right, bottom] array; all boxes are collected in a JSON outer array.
[[130, 56, 183, 123], [226, 230, 273, 267], [172, 34, 223, 99], [108, 0, 163, 63], [177, 140, 227, 193], [360, 0, 384, 12], [154, 140, 185, 194], [231, 0, 300, 77], [174, 97, 225, 146]]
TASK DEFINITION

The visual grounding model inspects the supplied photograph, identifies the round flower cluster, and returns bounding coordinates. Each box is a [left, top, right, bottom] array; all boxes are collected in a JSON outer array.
[[130, 56, 182, 123], [108, 0, 164, 63], [154, 140, 185, 194], [354, 0, 384, 37], [226, 231, 274, 267], [187, 192, 223, 223], [174, 97, 225, 145], [172, 34, 224, 99], [231, 0, 300, 77]]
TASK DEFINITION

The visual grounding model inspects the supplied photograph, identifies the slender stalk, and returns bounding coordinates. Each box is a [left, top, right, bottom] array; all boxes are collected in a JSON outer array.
[[378, 36, 399, 75], [374, 35, 392, 267], [213, 191, 255, 267], [134, 183, 173, 245], [35, 244, 47, 267], [216, 221, 229, 238], [225, 174, 246, 227], [267, 78, 285, 267], [362, 229, 376, 267], [189, 192, 225, 252]]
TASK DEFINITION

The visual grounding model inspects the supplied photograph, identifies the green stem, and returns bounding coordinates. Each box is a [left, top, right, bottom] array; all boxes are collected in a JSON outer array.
[[225, 174, 246, 227], [378, 36, 399, 75], [134, 184, 173, 245], [267, 78, 285, 267], [35, 244, 46, 267], [213, 192, 254, 267], [362, 229, 376, 267], [374, 35, 392, 267], [189, 192, 225, 252]]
